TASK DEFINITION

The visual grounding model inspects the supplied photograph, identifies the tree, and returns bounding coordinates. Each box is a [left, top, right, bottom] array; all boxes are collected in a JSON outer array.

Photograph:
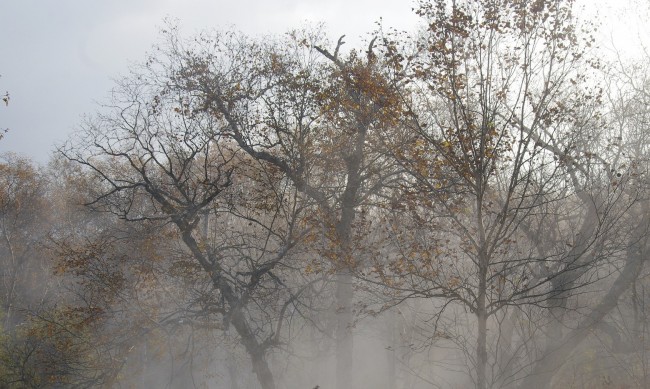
[[514, 36, 650, 389], [172, 28, 408, 388], [0, 154, 49, 329], [364, 1, 643, 387], [60, 37, 314, 387]]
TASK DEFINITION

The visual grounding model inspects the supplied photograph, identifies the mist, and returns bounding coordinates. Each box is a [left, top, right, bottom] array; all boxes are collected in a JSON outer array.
[[3, 1, 650, 388]]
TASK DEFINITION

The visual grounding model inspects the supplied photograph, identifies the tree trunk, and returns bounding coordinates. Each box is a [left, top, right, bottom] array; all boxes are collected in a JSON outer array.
[[179, 225, 276, 389], [477, 308, 488, 389], [519, 203, 647, 389], [477, 253, 489, 389], [228, 301, 276, 389], [250, 353, 276, 389], [518, 237, 645, 389], [227, 352, 241, 389], [494, 309, 520, 389], [334, 142, 362, 389], [336, 270, 354, 389], [386, 309, 397, 389]]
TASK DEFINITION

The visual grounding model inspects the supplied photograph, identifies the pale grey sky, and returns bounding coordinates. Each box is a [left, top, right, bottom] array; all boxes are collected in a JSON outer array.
[[0, 0, 418, 163], [0, 0, 643, 164]]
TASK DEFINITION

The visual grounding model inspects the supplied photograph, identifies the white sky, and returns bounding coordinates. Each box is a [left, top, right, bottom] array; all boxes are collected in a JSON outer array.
[[0, 0, 645, 163]]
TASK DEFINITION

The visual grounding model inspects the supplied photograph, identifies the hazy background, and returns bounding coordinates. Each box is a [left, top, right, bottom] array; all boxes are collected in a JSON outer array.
[[0, 0, 642, 163]]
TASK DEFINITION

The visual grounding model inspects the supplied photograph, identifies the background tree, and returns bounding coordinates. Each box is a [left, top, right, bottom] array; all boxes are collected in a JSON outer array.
[[514, 36, 650, 389], [0, 154, 49, 328]]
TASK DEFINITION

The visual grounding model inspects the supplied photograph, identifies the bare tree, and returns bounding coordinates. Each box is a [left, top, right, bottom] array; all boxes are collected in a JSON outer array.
[[60, 39, 312, 387], [363, 1, 645, 388], [170, 27, 408, 388], [514, 38, 650, 389]]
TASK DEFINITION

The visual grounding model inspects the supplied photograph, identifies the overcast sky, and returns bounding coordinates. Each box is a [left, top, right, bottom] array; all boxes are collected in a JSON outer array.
[[0, 0, 643, 164]]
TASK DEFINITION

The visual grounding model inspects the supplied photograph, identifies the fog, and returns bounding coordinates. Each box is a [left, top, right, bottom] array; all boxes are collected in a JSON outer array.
[[2, 1, 650, 388]]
